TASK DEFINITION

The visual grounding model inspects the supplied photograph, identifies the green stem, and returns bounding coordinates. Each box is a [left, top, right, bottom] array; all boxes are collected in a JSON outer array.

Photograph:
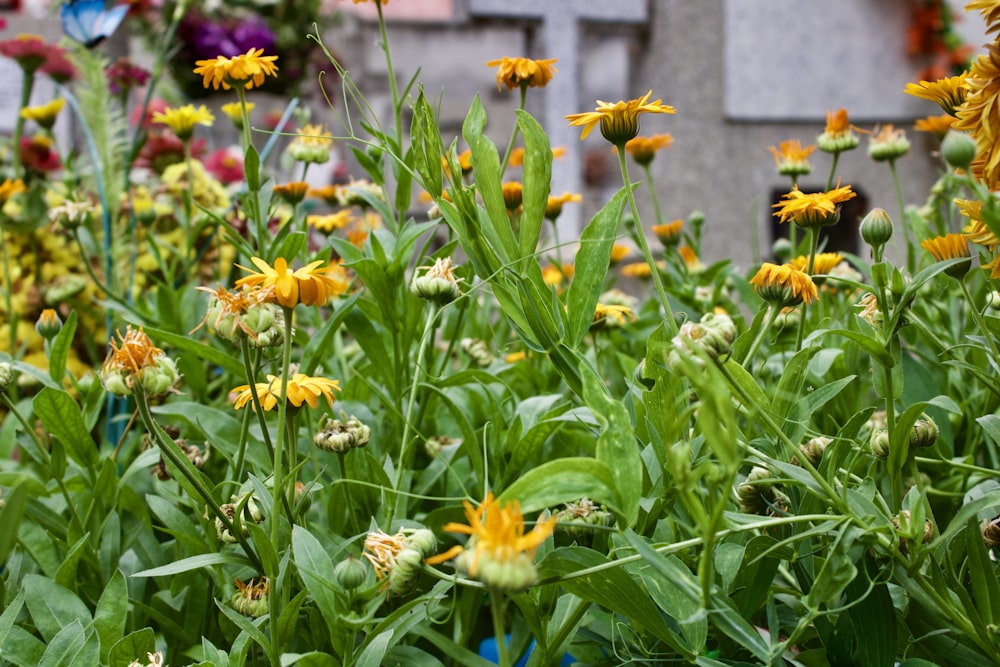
[[959, 278, 1000, 364], [788, 174, 798, 254], [500, 86, 527, 176], [11, 70, 34, 180], [375, 1, 402, 152], [889, 160, 913, 274], [489, 590, 510, 667], [794, 227, 819, 352], [641, 163, 666, 227], [388, 305, 439, 527], [742, 305, 781, 368], [1, 230, 15, 361], [616, 146, 678, 336], [824, 152, 840, 192]]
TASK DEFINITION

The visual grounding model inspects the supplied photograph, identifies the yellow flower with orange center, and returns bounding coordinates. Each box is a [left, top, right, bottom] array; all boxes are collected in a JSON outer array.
[[231, 373, 341, 411], [545, 192, 582, 221], [921, 233, 972, 278], [151, 104, 215, 141], [425, 493, 557, 591], [767, 139, 815, 177], [235, 257, 348, 309], [913, 114, 955, 137], [486, 57, 558, 91], [193, 48, 279, 91], [772, 183, 856, 229], [905, 73, 969, 116], [788, 252, 844, 275], [566, 90, 675, 145], [750, 263, 818, 307], [625, 133, 673, 165]]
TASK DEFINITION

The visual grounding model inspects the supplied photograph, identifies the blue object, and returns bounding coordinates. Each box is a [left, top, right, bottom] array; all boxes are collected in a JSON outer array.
[[479, 636, 575, 666], [60, 0, 129, 48]]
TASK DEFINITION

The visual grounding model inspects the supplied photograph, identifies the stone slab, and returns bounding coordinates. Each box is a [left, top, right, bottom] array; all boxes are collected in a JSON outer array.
[[724, 0, 987, 121]]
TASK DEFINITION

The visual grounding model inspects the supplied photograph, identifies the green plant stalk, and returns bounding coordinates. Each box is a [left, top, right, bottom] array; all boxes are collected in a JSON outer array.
[[1, 230, 16, 362], [236, 85, 254, 154], [871, 271, 901, 509], [11, 70, 34, 180], [239, 339, 277, 464], [889, 160, 914, 274], [500, 86, 528, 176], [183, 141, 195, 269], [133, 388, 262, 572], [616, 146, 678, 337], [641, 163, 666, 227], [794, 226, 819, 352], [489, 589, 510, 667], [959, 277, 1000, 363], [824, 151, 840, 192], [742, 305, 781, 368], [375, 1, 403, 158], [388, 305, 439, 527]]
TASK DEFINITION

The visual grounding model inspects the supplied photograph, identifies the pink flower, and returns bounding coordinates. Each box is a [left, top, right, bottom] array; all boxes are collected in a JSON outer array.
[[204, 147, 245, 185]]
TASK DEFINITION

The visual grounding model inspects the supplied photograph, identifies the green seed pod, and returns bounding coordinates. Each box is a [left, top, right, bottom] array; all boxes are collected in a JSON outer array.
[[941, 130, 977, 170], [335, 555, 369, 590], [860, 208, 894, 248], [909, 415, 939, 449]]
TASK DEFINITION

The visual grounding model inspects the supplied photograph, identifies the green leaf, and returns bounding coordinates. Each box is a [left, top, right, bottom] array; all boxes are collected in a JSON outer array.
[[144, 326, 244, 377], [54, 533, 90, 591], [966, 518, 1000, 627], [0, 590, 25, 647], [291, 526, 340, 637], [37, 620, 97, 667], [846, 555, 896, 667], [301, 292, 360, 376], [583, 364, 641, 526], [355, 630, 394, 667], [410, 91, 443, 198], [515, 109, 551, 259], [217, 600, 271, 657], [48, 310, 78, 383], [131, 552, 250, 578], [93, 570, 128, 662], [811, 328, 892, 366], [244, 144, 261, 192], [0, 483, 29, 564], [3, 626, 46, 666], [565, 187, 628, 347], [22, 575, 93, 643], [463, 96, 518, 262], [33, 388, 97, 469], [496, 457, 621, 517], [109, 628, 156, 667]]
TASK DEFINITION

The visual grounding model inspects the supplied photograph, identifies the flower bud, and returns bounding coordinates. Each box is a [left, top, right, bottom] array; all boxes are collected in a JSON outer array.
[[868, 126, 910, 162], [411, 257, 462, 304], [230, 577, 269, 617], [407, 528, 437, 558], [313, 414, 372, 453], [48, 201, 94, 231], [941, 130, 977, 170], [0, 362, 13, 391], [771, 237, 792, 262], [388, 547, 423, 595], [983, 514, 1000, 549], [795, 436, 831, 468], [35, 308, 62, 341], [334, 555, 369, 590], [860, 208, 893, 248], [139, 355, 180, 396], [909, 415, 939, 449], [870, 429, 890, 460], [892, 510, 934, 556], [461, 338, 496, 367], [988, 291, 1000, 311], [460, 545, 539, 592], [425, 434, 461, 458]]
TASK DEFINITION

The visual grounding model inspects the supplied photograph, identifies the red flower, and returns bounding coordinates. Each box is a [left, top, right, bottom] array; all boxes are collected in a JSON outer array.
[[135, 131, 206, 174], [20, 135, 61, 173], [0, 35, 72, 77], [204, 148, 245, 185]]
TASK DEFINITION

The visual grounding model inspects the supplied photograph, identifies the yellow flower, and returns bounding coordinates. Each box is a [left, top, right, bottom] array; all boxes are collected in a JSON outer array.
[[772, 183, 856, 229], [193, 48, 279, 91], [652, 219, 683, 247], [904, 73, 968, 116], [750, 263, 818, 307], [817, 109, 862, 153], [621, 261, 652, 279], [913, 114, 955, 137], [610, 244, 631, 264], [545, 192, 581, 221], [273, 181, 310, 206], [566, 90, 675, 144], [968, 1, 1000, 29], [502, 181, 523, 211], [19, 97, 65, 130], [788, 252, 844, 275], [0, 178, 26, 203], [235, 257, 349, 308], [231, 373, 341, 411], [220, 101, 254, 127], [504, 350, 527, 363], [679, 246, 702, 272], [625, 133, 673, 165], [308, 210, 355, 234], [768, 139, 815, 176], [541, 263, 574, 288], [922, 234, 972, 278], [508, 147, 525, 167], [100, 326, 180, 397], [486, 57, 558, 91], [287, 124, 333, 164], [954, 49, 1000, 187], [956, 198, 999, 248], [425, 493, 557, 591], [592, 302, 635, 330], [151, 104, 215, 141]]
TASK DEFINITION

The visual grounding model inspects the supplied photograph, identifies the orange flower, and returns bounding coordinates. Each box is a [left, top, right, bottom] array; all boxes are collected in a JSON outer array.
[[625, 133, 673, 165], [231, 373, 341, 411], [768, 139, 815, 176], [913, 114, 955, 137], [566, 90, 675, 144], [235, 257, 348, 308], [193, 48, 279, 91], [772, 184, 856, 229], [486, 57, 558, 91], [905, 73, 969, 116], [750, 263, 818, 307]]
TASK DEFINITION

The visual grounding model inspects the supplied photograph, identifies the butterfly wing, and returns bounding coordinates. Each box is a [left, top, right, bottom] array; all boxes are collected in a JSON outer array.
[[60, 0, 128, 48], [94, 4, 129, 45]]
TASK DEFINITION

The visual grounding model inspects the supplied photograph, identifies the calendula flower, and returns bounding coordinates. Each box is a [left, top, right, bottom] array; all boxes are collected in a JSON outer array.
[[591, 302, 635, 330], [625, 133, 673, 165], [308, 210, 355, 234], [231, 373, 341, 411], [904, 73, 968, 116], [868, 124, 910, 162], [913, 114, 955, 137], [566, 90, 676, 145], [817, 109, 862, 153], [956, 198, 1000, 248], [545, 192, 581, 221], [855, 292, 882, 327], [193, 284, 284, 346], [767, 139, 815, 177], [772, 183, 856, 229], [788, 252, 844, 276], [100, 326, 180, 397], [273, 181, 310, 206], [411, 257, 463, 304], [542, 263, 573, 288], [19, 98, 65, 130], [35, 308, 61, 340], [968, 0, 1000, 29], [502, 181, 523, 211], [425, 493, 557, 592], [652, 219, 683, 247], [235, 257, 349, 309], [487, 56, 558, 91], [621, 261, 653, 279], [287, 124, 333, 164], [955, 48, 1000, 187], [0, 178, 26, 203], [921, 233, 972, 278], [230, 577, 269, 618], [152, 104, 215, 141], [193, 48, 279, 91], [749, 263, 818, 307], [363, 528, 437, 595]]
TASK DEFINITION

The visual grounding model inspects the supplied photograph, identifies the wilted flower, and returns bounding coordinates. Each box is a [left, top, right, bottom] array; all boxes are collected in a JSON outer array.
[[100, 326, 179, 397], [194, 284, 285, 346], [313, 413, 371, 453], [48, 200, 94, 230], [817, 109, 862, 153], [768, 139, 815, 177], [230, 576, 269, 617], [652, 219, 683, 247], [666, 312, 738, 371], [868, 124, 910, 162], [127, 651, 164, 667], [364, 528, 437, 595], [625, 133, 673, 165], [855, 292, 882, 327]]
